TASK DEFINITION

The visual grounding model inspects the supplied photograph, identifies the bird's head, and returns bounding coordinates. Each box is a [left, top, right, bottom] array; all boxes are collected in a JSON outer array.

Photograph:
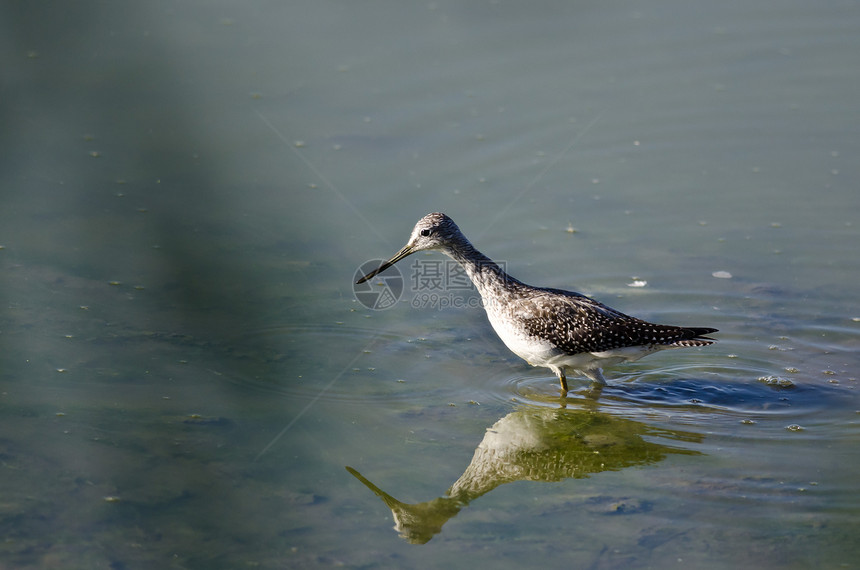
[[355, 212, 462, 284]]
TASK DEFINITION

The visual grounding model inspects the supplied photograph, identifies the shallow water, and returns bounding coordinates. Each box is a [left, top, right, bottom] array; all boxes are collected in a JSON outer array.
[[2, 0, 860, 568]]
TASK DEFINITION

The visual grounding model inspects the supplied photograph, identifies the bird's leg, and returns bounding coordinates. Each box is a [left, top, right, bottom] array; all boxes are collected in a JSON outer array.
[[557, 370, 569, 394], [583, 368, 607, 387]]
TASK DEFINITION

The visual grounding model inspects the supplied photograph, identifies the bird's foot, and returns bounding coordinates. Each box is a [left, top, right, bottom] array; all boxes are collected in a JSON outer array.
[[584, 382, 604, 399]]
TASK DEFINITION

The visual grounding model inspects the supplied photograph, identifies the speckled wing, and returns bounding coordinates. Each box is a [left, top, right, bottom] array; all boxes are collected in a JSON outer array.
[[514, 288, 716, 355]]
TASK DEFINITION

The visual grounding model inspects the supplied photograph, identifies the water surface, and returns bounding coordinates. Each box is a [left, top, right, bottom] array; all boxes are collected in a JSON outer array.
[[1, 1, 859, 568]]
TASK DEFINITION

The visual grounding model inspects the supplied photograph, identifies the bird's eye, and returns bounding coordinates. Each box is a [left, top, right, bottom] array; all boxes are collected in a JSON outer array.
[[420, 228, 432, 237]]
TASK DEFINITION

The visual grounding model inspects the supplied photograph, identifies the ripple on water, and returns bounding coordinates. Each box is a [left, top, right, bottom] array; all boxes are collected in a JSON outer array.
[[234, 287, 858, 432], [479, 357, 853, 441]]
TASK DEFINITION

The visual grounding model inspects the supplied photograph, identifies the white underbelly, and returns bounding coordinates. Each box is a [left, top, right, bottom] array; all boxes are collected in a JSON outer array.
[[546, 345, 663, 370], [485, 306, 665, 372]]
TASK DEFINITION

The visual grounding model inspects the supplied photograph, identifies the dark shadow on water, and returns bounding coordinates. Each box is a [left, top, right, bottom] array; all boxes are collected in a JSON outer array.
[[346, 402, 702, 544], [0, 5, 304, 567]]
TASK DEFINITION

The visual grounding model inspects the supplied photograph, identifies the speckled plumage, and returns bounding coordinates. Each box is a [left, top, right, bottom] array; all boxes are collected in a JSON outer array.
[[356, 213, 717, 392]]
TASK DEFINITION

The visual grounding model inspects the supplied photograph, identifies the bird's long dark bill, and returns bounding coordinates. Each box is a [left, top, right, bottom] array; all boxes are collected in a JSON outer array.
[[355, 244, 415, 284]]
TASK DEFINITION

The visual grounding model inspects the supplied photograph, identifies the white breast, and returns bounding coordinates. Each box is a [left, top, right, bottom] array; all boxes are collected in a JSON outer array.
[[484, 304, 559, 366]]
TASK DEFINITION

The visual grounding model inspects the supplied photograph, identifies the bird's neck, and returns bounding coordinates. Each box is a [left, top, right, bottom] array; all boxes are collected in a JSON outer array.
[[442, 239, 518, 298]]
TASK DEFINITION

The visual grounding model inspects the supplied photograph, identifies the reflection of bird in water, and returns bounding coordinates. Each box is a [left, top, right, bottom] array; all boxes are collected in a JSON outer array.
[[346, 406, 701, 544], [356, 213, 717, 393]]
